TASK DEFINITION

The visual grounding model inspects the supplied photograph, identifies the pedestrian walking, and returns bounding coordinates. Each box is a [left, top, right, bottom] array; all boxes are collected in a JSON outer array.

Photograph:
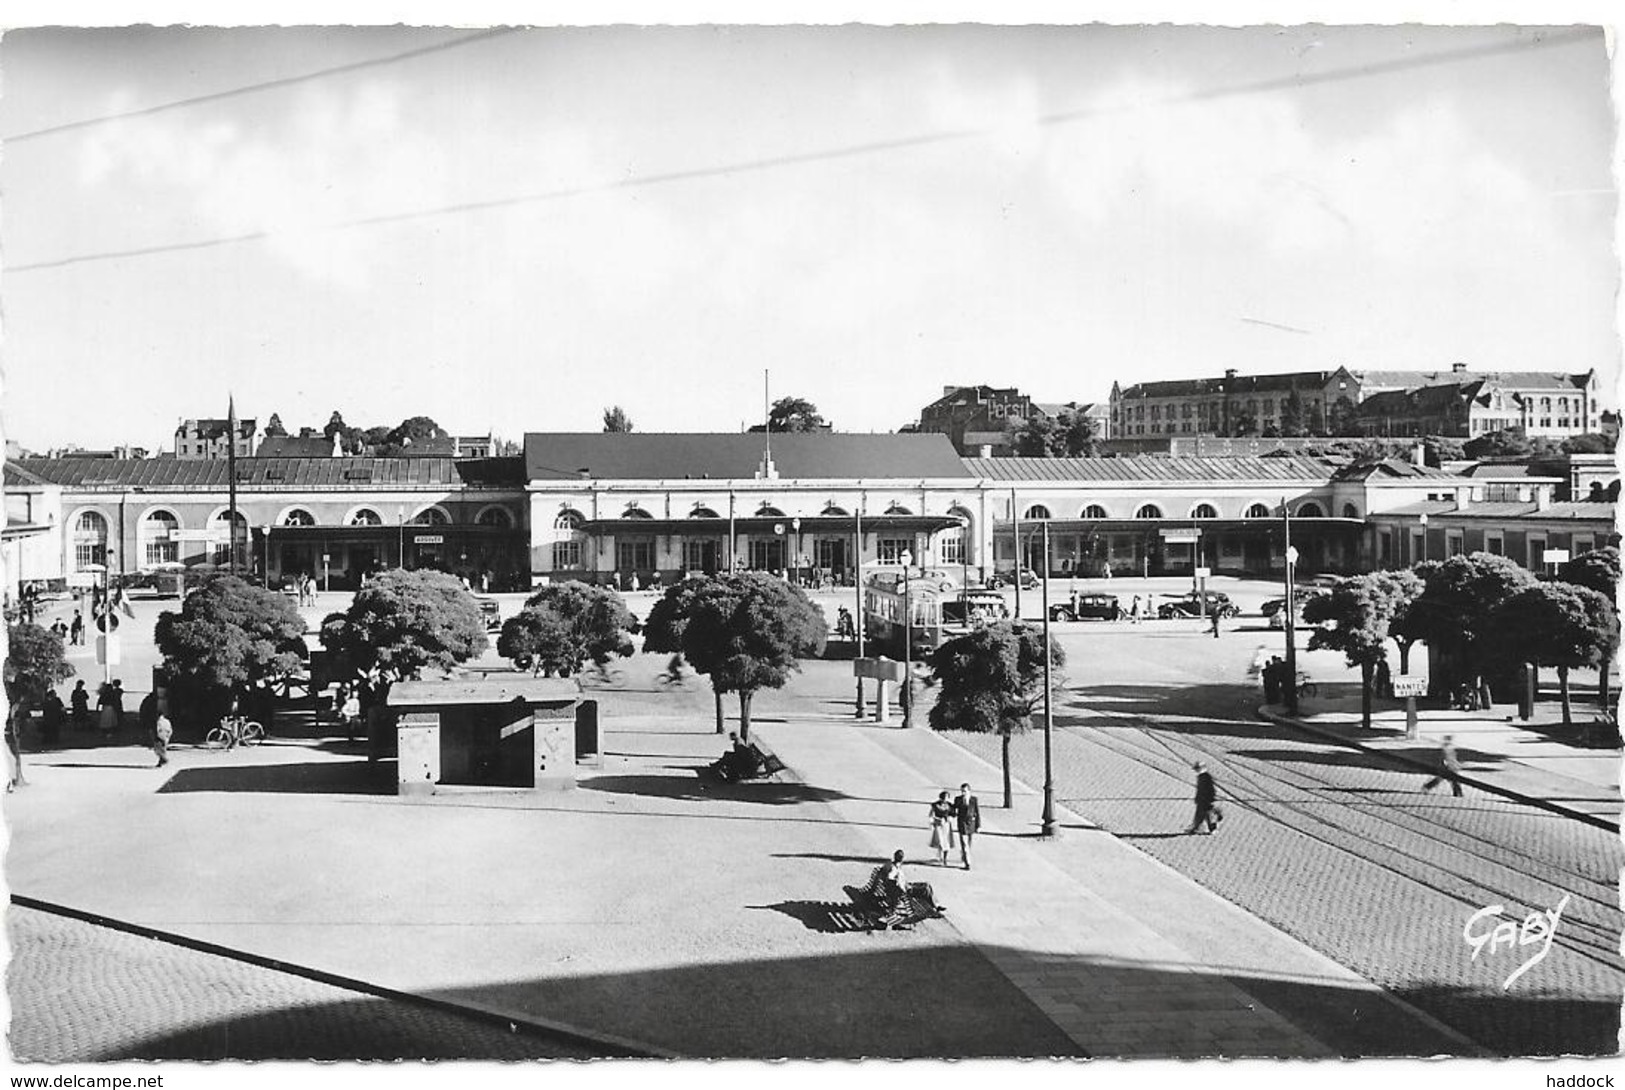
[[5, 700, 27, 792], [1421, 734, 1463, 797], [1210, 608, 1223, 639], [97, 680, 123, 735], [953, 782, 981, 870], [1374, 656, 1392, 699], [1185, 761, 1225, 834], [69, 610, 84, 646], [928, 791, 955, 865], [39, 690, 65, 747], [340, 686, 362, 742], [70, 680, 90, 730], [152, 706, 173, 767], [1130, 595, 1142, 624]]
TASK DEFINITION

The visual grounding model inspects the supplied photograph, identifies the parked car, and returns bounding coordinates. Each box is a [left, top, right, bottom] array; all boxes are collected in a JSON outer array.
[[476, 597, 502, 631], [1264, 589, 1327, 628], [988, 568, 1039, 590], [1050, 593, 1122, 622], [1158, 591, 1240, 620]]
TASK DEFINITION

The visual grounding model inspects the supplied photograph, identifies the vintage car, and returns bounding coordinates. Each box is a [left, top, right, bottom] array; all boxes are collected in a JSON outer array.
[[1157, 591, 1240, 620], [475, 597, 502, 631], [1049, 593, 1122, 622]]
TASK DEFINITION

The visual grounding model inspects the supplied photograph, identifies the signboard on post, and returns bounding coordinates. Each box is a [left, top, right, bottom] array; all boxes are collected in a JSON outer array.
[[1390, 676, 1429, 698], [1543, 548, 1570, 566], [414, 535, 445, 545], [1159, 528, 1201, 543], [1194, 566, 1212, 579]]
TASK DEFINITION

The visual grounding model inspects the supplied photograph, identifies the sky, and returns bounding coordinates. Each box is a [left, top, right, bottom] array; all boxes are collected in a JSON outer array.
[[0, 14, 1619, 455]]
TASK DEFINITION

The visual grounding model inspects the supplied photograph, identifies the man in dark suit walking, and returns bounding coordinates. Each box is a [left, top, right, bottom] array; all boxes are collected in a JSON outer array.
[[1186, 761, 1224, 834], [953, 782, 981, 870]]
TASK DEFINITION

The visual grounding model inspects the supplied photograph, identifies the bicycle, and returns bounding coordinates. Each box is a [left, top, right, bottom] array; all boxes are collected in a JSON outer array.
[[655, 668, 691, 690], [1295, 674, 1318, 699], [580, 663, 627, 688], [207, 715, 265, 750]]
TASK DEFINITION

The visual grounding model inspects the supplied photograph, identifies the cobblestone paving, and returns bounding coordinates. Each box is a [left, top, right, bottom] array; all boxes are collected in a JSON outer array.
[[6, 905, 599, 1061], [946, 683, 1625, 1057]]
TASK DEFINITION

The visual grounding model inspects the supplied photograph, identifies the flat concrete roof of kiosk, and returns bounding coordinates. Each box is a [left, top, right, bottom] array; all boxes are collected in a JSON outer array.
[[388, 677, 582, 707]]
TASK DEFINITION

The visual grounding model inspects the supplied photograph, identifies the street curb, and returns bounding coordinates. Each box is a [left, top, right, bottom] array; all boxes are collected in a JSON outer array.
[[1254, 706, 1620, 834], [10, 893, 676, 1060]]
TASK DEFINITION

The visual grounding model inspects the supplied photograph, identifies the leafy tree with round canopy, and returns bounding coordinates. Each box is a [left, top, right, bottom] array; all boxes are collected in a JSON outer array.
[[319, 569, 487, 687], [602, 405, 634, 433], [5, 623, 74, 787], [641, 575, 727, 732], [765, 396, 827, 433], [928, 621, 1064, 809], [154, 575, 308, 731], [1303, 570, 1423, 728], [673, 572, 826, 741], [1487, 582, 1618, 726], [1392, 552, 1536, 697], [263, 413, 288, 438], [1558, 546, 1620, 711], [498, 582, 635, 677]]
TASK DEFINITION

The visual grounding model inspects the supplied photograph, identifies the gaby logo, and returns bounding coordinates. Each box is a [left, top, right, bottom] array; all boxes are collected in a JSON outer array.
[[1463, 894, 1570, 991]]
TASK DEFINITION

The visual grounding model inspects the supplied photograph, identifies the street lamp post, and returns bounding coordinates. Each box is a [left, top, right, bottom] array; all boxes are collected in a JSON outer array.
[[901, 548, 914, 728], [1283, 498, 1300, 717], [1040, 521, 1056, 838], [854, 507, 866, 717]]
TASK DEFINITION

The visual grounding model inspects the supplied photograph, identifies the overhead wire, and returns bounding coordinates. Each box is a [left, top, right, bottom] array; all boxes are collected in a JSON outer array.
[[4, 27, 1600, 276]]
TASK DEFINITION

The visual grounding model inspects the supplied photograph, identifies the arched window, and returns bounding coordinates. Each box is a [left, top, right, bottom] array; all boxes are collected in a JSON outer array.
[[884, 503, 912, 516], [1191, 503, 1218, 519], [553, 510, 585, 569], [282, 508, 316, 527], [1245, 503, 1272, 519], [409, 507, 450, 526], [209, 509, 249, 566], [688, 507, 721, 519], [1297, 501, 1325, 518], [476, 506, 513, 529], [141, 509, 180, 567], [1341, 503, 1360, 520], [622, 507, 654, 520], [349, 508, 383, 526], [821, 504, 849, 517], [1023, 505, 1052, 520], [1082, 504, 1109, 519], [73, 511, 109, 571], [1135, 504, 1163, 519], [755, 504, 785, 517]]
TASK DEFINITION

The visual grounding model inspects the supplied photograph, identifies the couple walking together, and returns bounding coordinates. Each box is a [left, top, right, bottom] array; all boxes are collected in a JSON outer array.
[[928, 784, 981, 869]]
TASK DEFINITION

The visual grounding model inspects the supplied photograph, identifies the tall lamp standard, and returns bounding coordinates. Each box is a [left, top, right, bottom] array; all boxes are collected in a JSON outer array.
[[900, 548, 914, 728], [853, 506, 866, 717], [1040, 521, 1056, 838], [1282, 497, 1300, 717]]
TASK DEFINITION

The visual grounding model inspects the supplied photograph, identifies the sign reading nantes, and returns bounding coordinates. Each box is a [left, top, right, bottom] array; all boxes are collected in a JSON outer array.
[[413, 535, 445, 545]]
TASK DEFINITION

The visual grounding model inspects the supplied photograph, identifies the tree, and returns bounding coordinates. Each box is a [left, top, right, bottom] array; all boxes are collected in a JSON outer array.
[[154, 576, 308, 730], [323, 411, 348, 441], [1327, 396, 1359, 437], [1056, 411, 1097, 456], [1562, 433, 1613, 455], [263, 413, 288, 438], [1488, 583, 1617, 726], [765, 396, 827, 433], [498, 583, 635, 677], [928, 621, 1064, 809], [1230, 408, 1259, 437], [1303, 570, 1423, 728], [642, 575, 728, 733], [1279, 392, 1307, 437], [5, 623, 74, 707], [1393, 552, 1536, 697], [1559, 547, 1620, 710], [1463, 426, 1530, 460], [320, 569, 488, 686], [602, 406, 634, 433], [1007, 415, 1058, 457], [1006, 411, 1097, 458], [1422, 436, 1465, 466], [676, 572, 826, 740]]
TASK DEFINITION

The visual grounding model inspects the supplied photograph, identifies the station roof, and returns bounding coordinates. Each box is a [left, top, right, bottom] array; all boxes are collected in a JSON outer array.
[[388, 677, 581, 707], [12, 456, 526, 490], [1377, 500, 1616, 522], [962, 454, 1337, 483], [524, 432, 971, 481]]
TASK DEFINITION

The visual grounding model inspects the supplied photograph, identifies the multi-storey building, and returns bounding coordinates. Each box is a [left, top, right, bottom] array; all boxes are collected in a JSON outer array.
[[174, 417, 257, 460], [1351, 368, 1602, 438], [1110, 368, 1361, 439], [917, 387, 1112, 455]]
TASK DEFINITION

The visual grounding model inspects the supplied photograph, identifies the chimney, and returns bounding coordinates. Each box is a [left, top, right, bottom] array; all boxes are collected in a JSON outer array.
[[1412, 442, 1426, 467], [943, 386, 957, 396], [1452, 361, 1467, 374], [1224, 368, 1238, 381], [332, 432, 344, 458], [1536, 485, 1552, 511], [978, 444, 994, 458]]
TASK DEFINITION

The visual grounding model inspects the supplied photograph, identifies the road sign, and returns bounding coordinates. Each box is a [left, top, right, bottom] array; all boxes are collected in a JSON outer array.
[[1194, 566, 1212, 579], [853, 657, 905, 681], [1285, 545, 1300, 564], [1543, 548, 1570, 565], [96, 632, 121, 667], [1160, 528, 1201, 543], [1390, 675, 1429, 698]]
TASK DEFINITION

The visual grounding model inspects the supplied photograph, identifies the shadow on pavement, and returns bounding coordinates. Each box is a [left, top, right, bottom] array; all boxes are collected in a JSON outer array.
[[746, 899, 875, 933], [1228, 745, 1506, 774], [25, 928, 1613, 1061], [771, 851, 884, 864], [580, 774, 851, 805], [156, 760, 393, 796]]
